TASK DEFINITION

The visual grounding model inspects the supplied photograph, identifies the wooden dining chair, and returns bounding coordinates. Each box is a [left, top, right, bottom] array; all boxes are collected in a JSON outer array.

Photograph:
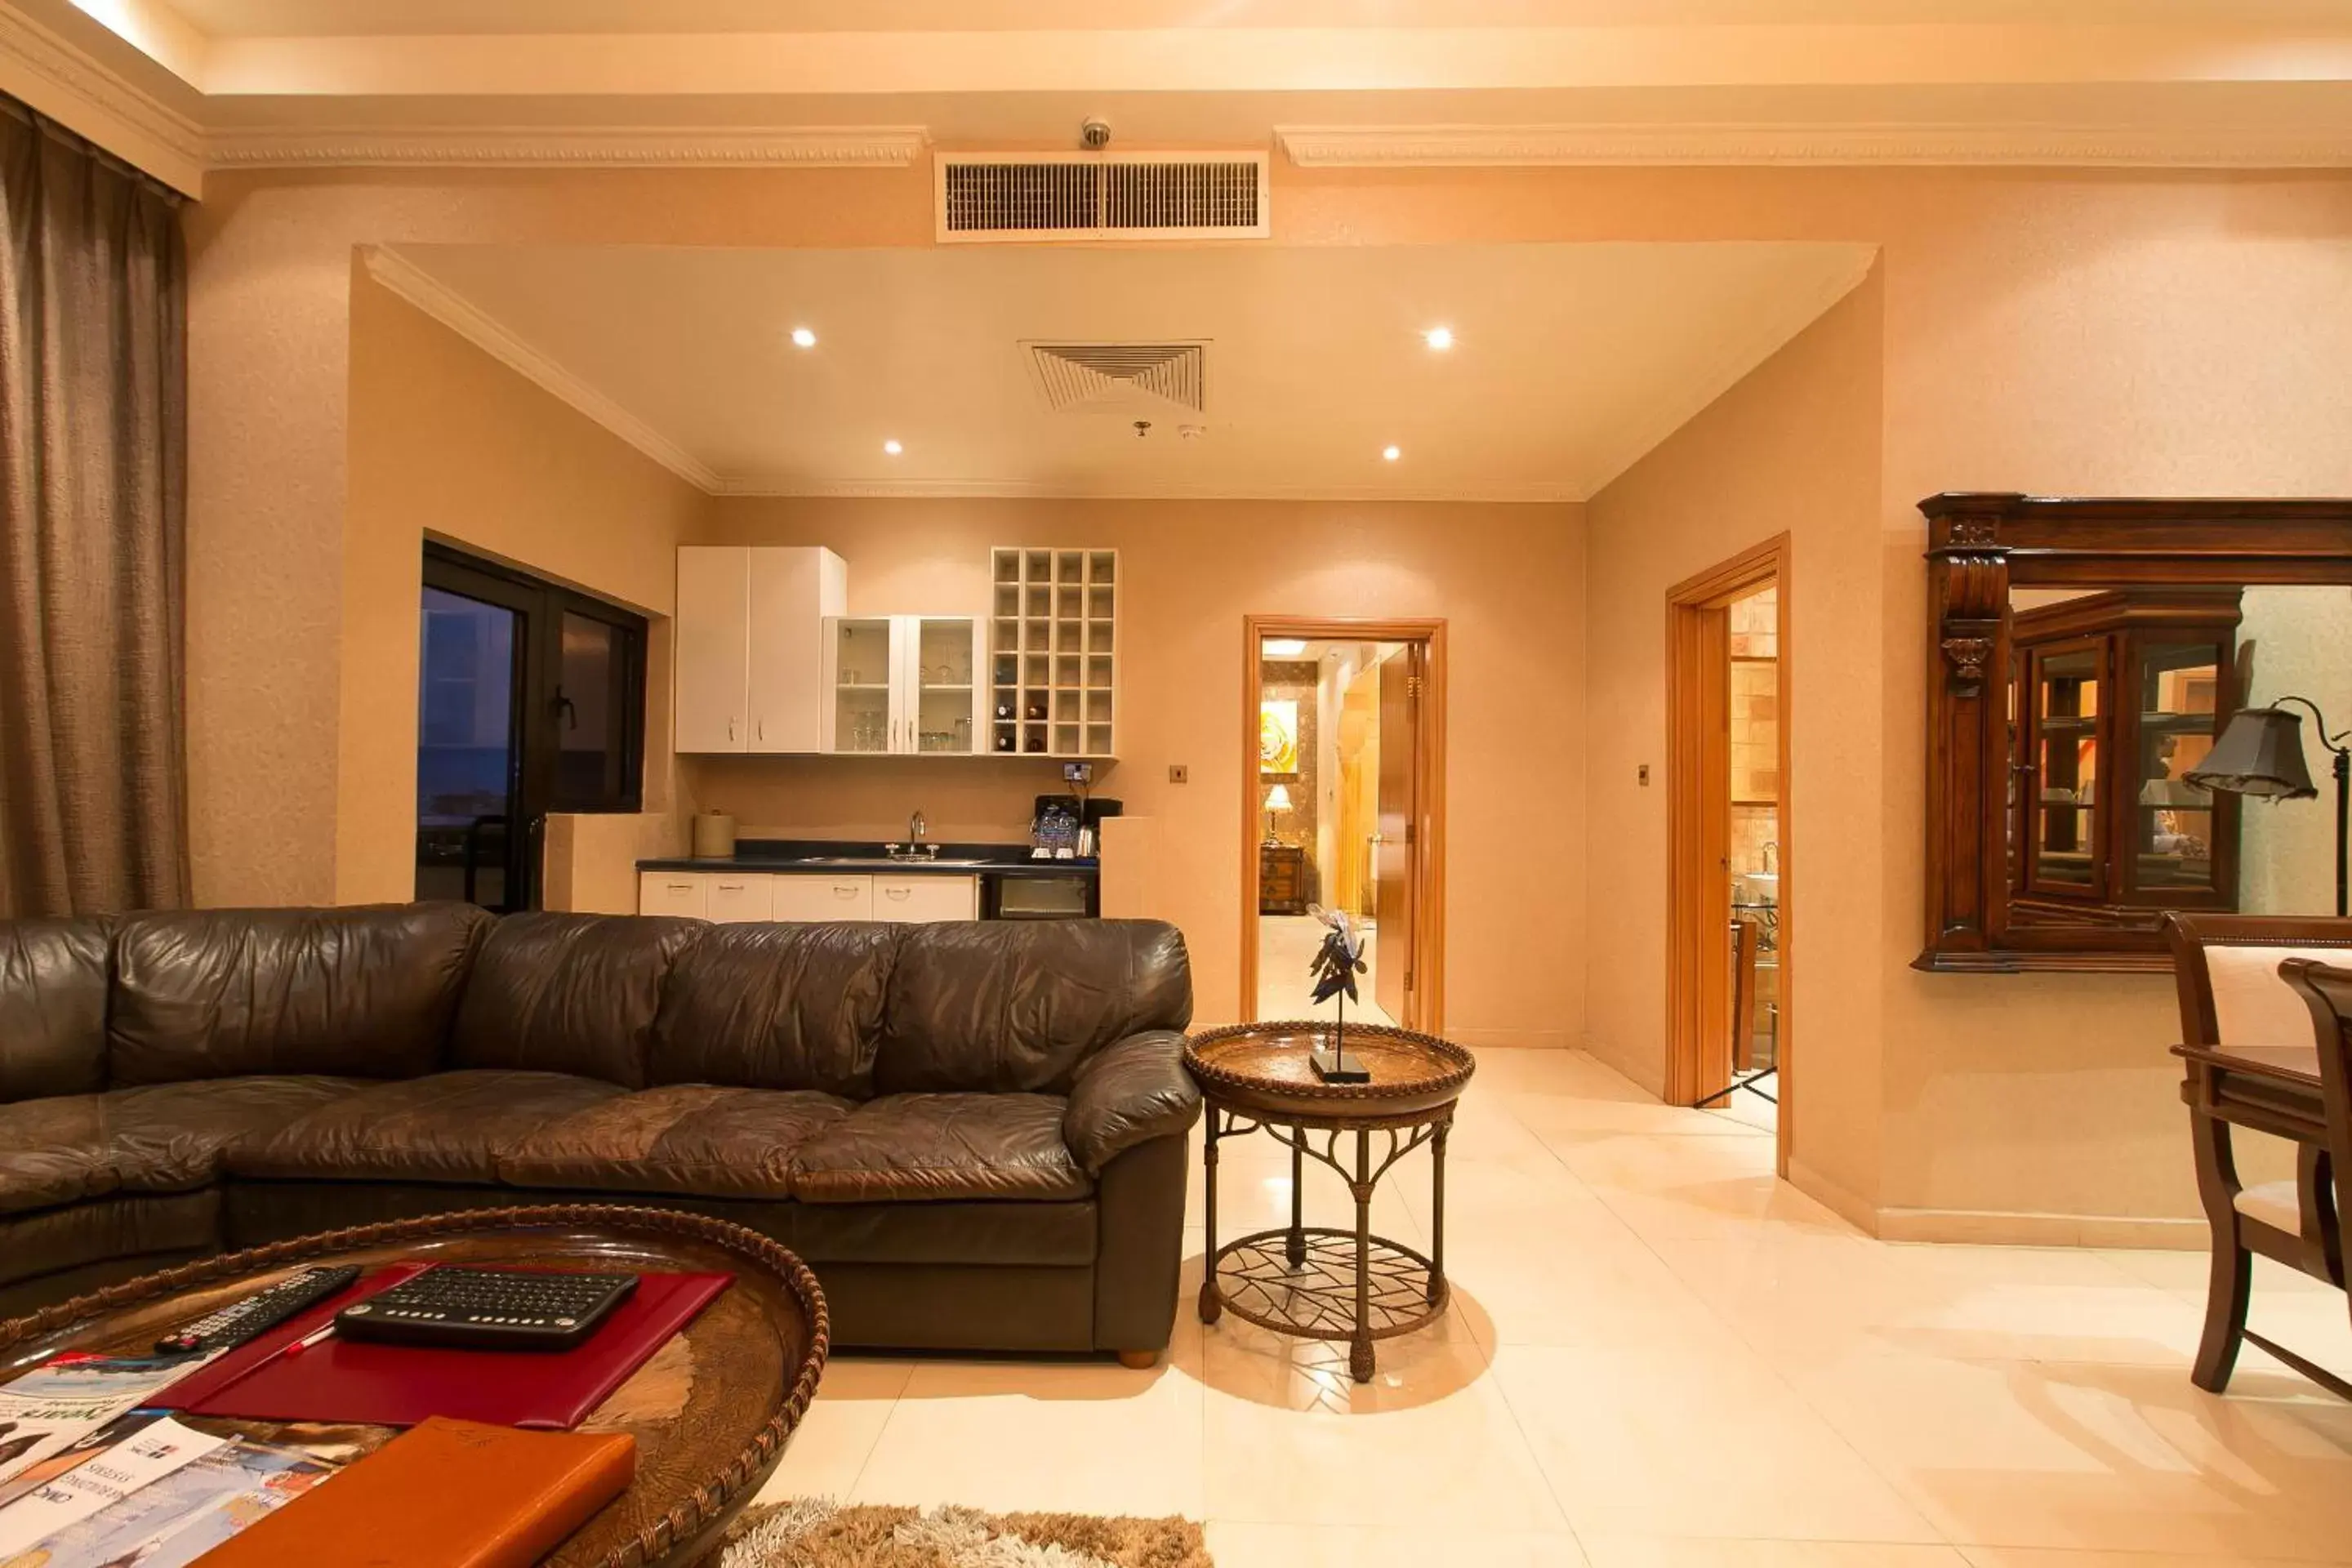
[[2166, 913, 2352, 1395]]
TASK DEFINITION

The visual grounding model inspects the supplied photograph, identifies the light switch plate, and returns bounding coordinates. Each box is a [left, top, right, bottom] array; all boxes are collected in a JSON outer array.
[[1638, 764, 1651, 786], [1169, 764, 1189, 784]]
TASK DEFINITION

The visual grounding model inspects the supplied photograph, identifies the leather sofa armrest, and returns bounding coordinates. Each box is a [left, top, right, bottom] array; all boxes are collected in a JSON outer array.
[[1063, 1030, 1200, 1176]]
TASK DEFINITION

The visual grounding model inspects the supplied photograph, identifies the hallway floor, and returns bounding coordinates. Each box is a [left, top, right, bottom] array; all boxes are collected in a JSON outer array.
[[758, 1047, 2352, 1566]]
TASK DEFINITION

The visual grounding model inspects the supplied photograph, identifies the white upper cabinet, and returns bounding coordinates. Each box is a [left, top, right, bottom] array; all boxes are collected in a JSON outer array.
[[822, 615, 986, 755], [749, 546, 848, 752], [674, 546, 845, 755], [675, 546, 750, 753]]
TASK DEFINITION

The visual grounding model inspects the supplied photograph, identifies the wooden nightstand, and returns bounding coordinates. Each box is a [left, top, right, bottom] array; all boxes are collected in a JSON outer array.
[[1259, 843, 1307, 915]]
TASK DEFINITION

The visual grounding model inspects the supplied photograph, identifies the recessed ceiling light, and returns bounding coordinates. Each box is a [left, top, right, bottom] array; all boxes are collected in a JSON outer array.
[[790, 327, 817, 349], [1423, 326, 1454, 351], [882, 439, 903, 456], [1382, 445, 1402, 462]]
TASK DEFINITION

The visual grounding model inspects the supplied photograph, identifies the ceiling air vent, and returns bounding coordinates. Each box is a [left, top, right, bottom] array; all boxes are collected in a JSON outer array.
[[1025, 341, 1209, 415], [938, 153, 1270, 243]]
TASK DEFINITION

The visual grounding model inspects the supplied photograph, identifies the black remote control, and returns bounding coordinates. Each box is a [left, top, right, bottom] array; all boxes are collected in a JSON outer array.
[[154, 1264, 363, 1356]]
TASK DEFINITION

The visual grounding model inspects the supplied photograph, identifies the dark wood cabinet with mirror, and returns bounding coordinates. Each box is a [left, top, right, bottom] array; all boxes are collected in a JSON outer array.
[[1921, 494, 2352, 973]]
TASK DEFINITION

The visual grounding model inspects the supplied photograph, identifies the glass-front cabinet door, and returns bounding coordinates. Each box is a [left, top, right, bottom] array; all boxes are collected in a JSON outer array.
[[826, 617, 895, 754], [2124, 630, 2235, 906], [2022, 638, 2107, 900], [907, 617, 982, 755]]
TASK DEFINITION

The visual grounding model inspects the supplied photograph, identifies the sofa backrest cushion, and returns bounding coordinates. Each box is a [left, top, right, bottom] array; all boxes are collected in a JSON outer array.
[[650, 923, 900, 1098], [449, 912, 703, 1089], [875, 920, 1192, 1095], [109, 904, 493, 1088], [0, 918, 114, 1102]]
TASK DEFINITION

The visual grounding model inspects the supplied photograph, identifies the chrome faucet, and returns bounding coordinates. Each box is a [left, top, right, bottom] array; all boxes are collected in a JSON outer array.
[[908, 810, 927, 851]]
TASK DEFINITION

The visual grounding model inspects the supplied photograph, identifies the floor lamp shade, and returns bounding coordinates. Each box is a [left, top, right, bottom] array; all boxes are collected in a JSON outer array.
[[2184, 707, 2319, 800]]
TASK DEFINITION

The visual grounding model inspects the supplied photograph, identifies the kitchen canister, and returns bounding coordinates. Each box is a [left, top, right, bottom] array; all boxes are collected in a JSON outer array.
[[691, 810, 738, 860]]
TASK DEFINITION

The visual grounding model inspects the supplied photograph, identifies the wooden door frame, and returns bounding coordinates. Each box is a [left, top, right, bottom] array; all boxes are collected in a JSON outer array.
[[1240, 616, 1448, 1033], [1666, 536, 1794, 1170]]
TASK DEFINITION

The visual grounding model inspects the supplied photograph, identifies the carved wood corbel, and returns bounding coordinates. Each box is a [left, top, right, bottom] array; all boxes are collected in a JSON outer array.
[[1919, 494, 2017, 962]]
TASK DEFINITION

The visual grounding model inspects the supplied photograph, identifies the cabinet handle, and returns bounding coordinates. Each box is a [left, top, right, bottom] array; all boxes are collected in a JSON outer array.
[[756, 719, 765, 742], [885, 887, 911, 901], [717, 882, 745, 891], [834, 884, 860, 897], [666, 883, 693, 893], [728, 717, 737, 742]]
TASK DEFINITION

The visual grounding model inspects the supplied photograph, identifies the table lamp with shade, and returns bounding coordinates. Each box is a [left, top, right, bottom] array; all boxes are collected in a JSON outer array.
[[1262, 782, 1294, 845], [2183, 696, 2352, 915]]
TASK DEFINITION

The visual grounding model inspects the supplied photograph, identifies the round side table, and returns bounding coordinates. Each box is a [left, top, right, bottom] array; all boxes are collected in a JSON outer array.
[[1184, 1022, 1474, 1383]]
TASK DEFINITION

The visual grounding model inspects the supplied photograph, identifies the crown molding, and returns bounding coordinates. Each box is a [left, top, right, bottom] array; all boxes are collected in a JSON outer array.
[[0, 3, 204, 194], [209, 124, 927, 171], [714, 475, 1584, 504], [1277, 121, 2352, 169], [360, 245, 724, 494]]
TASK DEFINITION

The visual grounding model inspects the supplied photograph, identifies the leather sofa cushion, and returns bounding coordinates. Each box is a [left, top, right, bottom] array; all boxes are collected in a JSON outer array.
[[791, 1093, 1092, 1203], [0, 1190, 220, 1288], [501, 1085, 852, 1199], [109, 905, 493, 1087], [107, 1076, 371, 1193], [650, 924, 899, 1097], [232, 1070, 624, 1184], [0, 918, 111, 1102], [875, 921, 1192, 1094], [0, 1096, 110, 1214], [449, 914, 703, 1089]]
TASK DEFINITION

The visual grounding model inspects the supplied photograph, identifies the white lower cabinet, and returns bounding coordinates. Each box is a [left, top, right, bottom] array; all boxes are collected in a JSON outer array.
[[770, 875, 875, 922], [706, 875, 774, 924], [638, 872, 709, 920], [872, 874, 978, 923], [641, 870, 981, 923]]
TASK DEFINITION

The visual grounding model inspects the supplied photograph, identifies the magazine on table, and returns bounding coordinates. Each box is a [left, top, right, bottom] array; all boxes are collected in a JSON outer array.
[[0, 1414, 226, 1557], [0, 1428, 339, 1568], [0, 1355, 222, 1497]]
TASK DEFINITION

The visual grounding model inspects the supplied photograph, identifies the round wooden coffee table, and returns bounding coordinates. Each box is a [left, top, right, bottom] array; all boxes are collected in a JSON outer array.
[[0, 1205, 827, 1567], [1185, 1022, 1474, 1383]]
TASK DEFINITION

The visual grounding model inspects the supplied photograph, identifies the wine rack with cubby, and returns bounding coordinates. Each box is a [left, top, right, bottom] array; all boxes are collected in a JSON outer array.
[[989, 547, 1117, 758]]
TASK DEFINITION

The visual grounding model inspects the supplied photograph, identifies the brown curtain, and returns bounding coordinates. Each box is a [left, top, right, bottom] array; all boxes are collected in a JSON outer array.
[[0, 101, 188, 918]]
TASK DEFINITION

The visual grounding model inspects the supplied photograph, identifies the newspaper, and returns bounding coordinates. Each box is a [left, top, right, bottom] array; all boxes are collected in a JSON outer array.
[[0, 1432, 336, 1568], [0, 1355, 218, 1496], [0, 1414, 226, 1556]]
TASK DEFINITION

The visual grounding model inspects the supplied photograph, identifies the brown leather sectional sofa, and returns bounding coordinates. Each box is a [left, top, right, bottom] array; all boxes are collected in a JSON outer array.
[[0, 906, 1200, 1361]]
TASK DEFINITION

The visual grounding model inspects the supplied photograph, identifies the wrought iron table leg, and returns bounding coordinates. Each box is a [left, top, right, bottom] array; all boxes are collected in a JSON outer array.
[[1428, 1120, 1450, 1305], [1349, 1126, 1374, 1382], [1286, 1125, 1307, 1268], [1198, 1107, 1223, 1325]]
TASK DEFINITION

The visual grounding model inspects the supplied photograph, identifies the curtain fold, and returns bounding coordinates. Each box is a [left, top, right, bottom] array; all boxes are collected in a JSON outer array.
[[0, 101, 189, 918]]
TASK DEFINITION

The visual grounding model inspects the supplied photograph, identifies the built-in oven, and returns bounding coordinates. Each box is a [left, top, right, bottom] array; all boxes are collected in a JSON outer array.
[[982, 871, 1098, 920]]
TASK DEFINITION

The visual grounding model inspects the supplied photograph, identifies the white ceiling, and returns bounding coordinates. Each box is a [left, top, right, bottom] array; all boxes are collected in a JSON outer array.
[[383, 240, 1874, 502]]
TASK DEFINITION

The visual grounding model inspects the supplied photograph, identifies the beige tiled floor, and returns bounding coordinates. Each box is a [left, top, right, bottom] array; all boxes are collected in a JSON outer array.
[[755, 1047, 2352, 1566]]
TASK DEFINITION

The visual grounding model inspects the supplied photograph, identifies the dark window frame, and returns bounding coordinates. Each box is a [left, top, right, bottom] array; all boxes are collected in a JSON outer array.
[[419, 542, 648, 911]]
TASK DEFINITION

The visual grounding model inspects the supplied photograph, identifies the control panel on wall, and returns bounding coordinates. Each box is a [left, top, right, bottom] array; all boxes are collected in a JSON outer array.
[[990, 548, 1118, 758]]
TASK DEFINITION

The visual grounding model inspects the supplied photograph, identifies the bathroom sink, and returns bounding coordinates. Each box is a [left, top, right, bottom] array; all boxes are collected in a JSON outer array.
[[793, 856, 992, 870]]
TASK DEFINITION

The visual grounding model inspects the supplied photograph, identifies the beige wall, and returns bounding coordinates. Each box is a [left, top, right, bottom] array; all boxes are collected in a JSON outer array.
[[1585, 272, 1887, 1217], [185, 156, 2352, 1241], [343, 267, 703, 906], [689, 497, 1588, 1043]]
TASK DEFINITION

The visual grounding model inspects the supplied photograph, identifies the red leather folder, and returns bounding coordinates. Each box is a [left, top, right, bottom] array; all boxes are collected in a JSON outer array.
[[156, 1264, 731, 1431]]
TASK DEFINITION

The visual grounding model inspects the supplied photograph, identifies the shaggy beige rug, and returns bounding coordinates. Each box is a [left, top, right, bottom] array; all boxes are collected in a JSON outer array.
[[720, 1499, 1211, 1568]]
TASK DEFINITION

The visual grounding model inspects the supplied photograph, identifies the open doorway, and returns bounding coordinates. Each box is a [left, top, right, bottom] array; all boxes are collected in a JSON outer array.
[[1241, 617, 1446, 1032], [1665, 537, 1793, 1164]]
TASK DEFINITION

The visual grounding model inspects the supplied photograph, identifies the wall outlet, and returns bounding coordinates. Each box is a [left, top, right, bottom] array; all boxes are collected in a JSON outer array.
[[1638, 764, 1651, 786], [1168, 764, 1189, 784]]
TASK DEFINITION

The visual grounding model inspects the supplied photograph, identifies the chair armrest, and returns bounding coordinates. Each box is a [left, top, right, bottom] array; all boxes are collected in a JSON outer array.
[[1063, 1030, 1200, 1175]]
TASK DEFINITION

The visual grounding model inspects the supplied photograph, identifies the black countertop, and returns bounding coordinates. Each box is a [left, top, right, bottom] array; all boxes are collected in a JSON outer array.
[[638, 839, 1098, 878]]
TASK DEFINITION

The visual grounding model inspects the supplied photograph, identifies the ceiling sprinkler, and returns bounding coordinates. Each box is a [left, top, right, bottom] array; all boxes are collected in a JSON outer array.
[[1133, 420, 1152, 439]]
